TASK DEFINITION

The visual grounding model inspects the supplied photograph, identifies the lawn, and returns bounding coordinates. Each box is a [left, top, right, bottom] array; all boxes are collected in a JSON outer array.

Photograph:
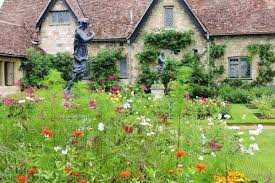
[[228, 104, 275, 124]]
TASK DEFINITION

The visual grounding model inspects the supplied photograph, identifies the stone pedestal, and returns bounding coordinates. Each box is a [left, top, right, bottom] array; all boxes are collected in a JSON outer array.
[[151, 83, 165, 99]]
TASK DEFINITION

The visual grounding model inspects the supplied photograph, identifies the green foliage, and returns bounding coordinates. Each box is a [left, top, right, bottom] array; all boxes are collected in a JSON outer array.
[[209, 43, 225, 61], [247, 44, 275, 84], [144, 30, 193, 51], [89, 48, 123, 88], [137, 65, 157, 89], [219, 85, 252, 103], [20, 48, 73, 88], [161, 58, 178, 88], [251, 96, 274, 117], [42, 69, 65, 87], [137, 46, 158, 64]]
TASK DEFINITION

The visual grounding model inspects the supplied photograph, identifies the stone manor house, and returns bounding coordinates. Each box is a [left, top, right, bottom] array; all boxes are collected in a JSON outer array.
[[0, 0, 274, 96]]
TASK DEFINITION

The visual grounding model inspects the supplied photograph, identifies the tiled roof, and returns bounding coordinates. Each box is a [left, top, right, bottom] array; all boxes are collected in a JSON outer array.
[[186, 0, 275, 35], [0, 20, 32, 57]]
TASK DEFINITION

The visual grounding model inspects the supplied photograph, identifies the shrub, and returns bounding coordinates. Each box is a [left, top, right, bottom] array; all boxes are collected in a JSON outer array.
[[219, 85, 251, 103], [191, 84, 217, 98], [250, 86, 273, 98], [49, 52, 73, 81], [251, 96, 274, 117], [137, 46, 158, 64]]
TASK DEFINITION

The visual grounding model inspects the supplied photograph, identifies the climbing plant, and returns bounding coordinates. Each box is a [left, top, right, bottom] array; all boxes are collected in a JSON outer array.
[[208, 42, 225, 80], [247, 44, 275, 84]]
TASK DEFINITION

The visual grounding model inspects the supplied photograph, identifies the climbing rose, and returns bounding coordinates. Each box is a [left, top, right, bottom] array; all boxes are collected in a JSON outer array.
[[176, 150, 186, 158], [120, 170, 131, 179], [17, 176, 27, 183], [74, 130, 83, 137], [64, 166, 72, 173], [89, 100, 97, 109], [196, 163, 206, 171], [42, 129, 53, 138], [72, 172, 81, 177], [28, 168, 37, 176]]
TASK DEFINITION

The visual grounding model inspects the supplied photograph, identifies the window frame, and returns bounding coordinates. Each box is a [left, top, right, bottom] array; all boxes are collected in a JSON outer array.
[[49, 10, 71, 25], [164, 6, 174, 29], [228, 56, 252, 80], [119, 57, 128, 79]]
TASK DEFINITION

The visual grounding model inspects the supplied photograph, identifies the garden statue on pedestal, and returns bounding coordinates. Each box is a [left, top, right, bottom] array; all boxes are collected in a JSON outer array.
[[151, 51, 166, 99], [64, 18, 96, 94]]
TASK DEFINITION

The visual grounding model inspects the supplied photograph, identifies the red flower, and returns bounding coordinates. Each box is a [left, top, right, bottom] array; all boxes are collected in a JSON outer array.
[[3, 99, 14, 105], [79, 180, 89, 183], [108, 74, 117, 81], [208, 141, 222, 150], [28, 168, 37, 176], [74, 130, 83, 137], [64, 101, 70, 108], [198, 96, 208, 103], [176, 150, 186, 158], [15, 81, 24, 86], [42, 129, 53, 138], [89, 100, 97, 109], [24, 88, 36, 95], [115, 106, 124, 113], [124, 126, 134, 134], [17, 176, 27, 183], [72, 172, 81, 177], [196, 163, 206, 171], [110, 85, 121, 94], [120, 170, 131, 179], [64, 166, 72, 173]]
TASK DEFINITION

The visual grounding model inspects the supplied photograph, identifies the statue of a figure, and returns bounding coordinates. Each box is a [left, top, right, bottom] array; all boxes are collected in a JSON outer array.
[[64, 18, 96, 94], [156, 51, 166, 82]]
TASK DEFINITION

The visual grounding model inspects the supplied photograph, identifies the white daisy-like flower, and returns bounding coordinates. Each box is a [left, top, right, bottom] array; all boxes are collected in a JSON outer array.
[[18, 100, 26, 104], [61, 149, 68, 155], [158, 125, 164, 132], [224, 114, 231, 119], [210, 152, 216, 157], [250, 136, 256, 141], [208, 118, 214, 126], [98, 123, 104, 131], [218, 113, 223, 120], [198, 155, 204, 161], [123, 103, 131, 109], [237, 131, 244, 136], [146, 132, 155, 136], [54, 146, 61, 152], [238, 138, 244, 143]]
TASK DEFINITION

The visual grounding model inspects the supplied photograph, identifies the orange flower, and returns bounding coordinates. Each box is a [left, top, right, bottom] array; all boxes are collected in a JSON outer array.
[[168, 169, 176, 175], [17, 176, 27, 183], [28, 168, 37, 176], [74, 130, 83, 137], [42, 129, 53, 138], [176, 150, 186, 158], [196, 163, 206, 171], [79, 180, 89, 183], [120, 170, 131, 179], [64, 166, 72, 173], [72, 172, 81, 177]]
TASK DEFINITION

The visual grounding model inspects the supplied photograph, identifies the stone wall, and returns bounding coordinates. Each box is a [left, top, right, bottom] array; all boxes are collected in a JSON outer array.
[[213, 35, 275, 83], [39, 0, 76, 54], [0, 56, 22, 97]]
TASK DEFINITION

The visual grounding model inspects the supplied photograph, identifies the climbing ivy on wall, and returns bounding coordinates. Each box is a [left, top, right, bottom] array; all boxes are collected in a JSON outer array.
[[208, 42, 226, 80], [247, 44, 275, 84], [137, 30, 193, 91]]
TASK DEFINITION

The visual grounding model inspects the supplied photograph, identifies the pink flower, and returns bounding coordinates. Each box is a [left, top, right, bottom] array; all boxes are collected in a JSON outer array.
[[115, 106, 124, 113], [15, 81, 24, 86], [198, 96, 208, 103], [184, 92, 191, 100], [108, 74, 117, 81], [3, 99, 14, 105], [110, 85, 121, 94], [24, 88, 36, 95], [64, 93, 71, 100], [89, 100, 97, 109], [142, 84, 148, 92], [64, 101, 70, 108]]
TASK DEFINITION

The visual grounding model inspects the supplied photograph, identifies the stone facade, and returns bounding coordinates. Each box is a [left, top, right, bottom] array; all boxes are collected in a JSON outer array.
[[0, 56, 22, 97], [39, 0, 76, 54]]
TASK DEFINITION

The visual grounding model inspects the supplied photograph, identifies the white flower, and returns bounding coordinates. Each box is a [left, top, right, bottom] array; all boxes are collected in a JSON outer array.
[[61, 149, 68, 155], [238, 138, 244, 143], [98, 123, 104, 131], [221, 102, 226, 107], [54, 146, 61, 152], [198, 155, 204, 161], [249, 129, 260, 136], [218, 113, 223, 120], [158, 125, 164, 132], [237, 132, 244, 136], [249, 143, 259, 151], [224, 114, 231, 119], [18, 100, 26, 104], [208, 118, 214, 126], [210, 152, 216, 157], [127, 99, 133, 103], [146, 132, 155, 136], [257, 124, 263, 130], [123, 103, 131, 109], [201, 134, 207, 145], [250, 136, 256, 141]]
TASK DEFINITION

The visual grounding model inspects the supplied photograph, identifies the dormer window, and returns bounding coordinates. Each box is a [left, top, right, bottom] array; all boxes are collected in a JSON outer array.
[[164, 6, 174, 28], [50, 10, 70, 25]]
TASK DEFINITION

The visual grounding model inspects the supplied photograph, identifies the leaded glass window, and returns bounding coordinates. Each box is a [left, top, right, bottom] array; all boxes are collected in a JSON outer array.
[[50, 11, 70, 25], [164, 7, 174, 28], [4, 62, 14, 86], [120, 58, 128, 78], [229, 57, 251, 79]]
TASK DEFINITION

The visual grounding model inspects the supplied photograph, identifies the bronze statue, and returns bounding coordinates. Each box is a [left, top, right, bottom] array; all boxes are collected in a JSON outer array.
[[156, 51, 166, 82], [64, 18, 96, 94]]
